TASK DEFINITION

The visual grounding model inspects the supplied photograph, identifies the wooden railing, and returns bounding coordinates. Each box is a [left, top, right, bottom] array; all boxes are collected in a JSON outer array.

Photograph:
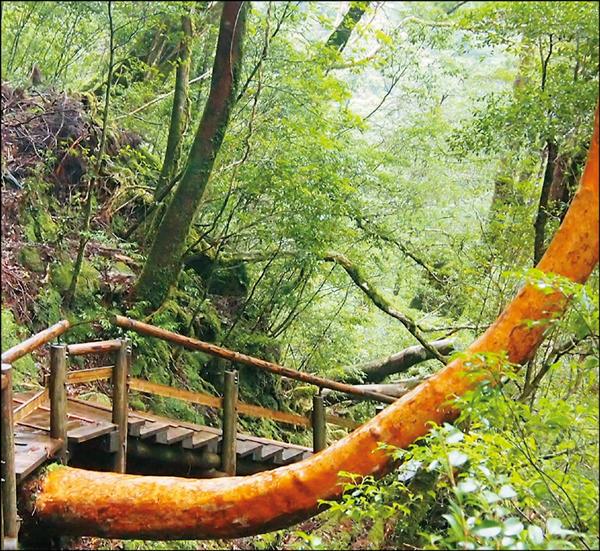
[[0, 316, 396, 548]]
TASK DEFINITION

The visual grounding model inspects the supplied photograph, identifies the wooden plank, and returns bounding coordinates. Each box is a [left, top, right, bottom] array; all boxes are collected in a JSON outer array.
[[13, 394, 113, 427], [66, 340, 122, 356], [67, 422, 117, 443], [71, 396, 311, 453], [155, 427, 194, 445], [274, 448, 305, 465], [138, 422, 171, 439], [129, 378, 312, 427], [129, 378, 221, 408], [1, 320, 70, 363], [66, 367, 113, 384], [128, 417, 146, 433], [325, 413, 360, 430], [13, 388, 49, 423], [13, 430, 62, 481], [182, 431, 219, 450], [252, 444, 283, 462], [235, 440, 262, 459]]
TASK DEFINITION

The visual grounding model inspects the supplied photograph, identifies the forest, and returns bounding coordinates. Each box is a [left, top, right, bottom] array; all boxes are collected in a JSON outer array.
[[0, 1, 598, 550]]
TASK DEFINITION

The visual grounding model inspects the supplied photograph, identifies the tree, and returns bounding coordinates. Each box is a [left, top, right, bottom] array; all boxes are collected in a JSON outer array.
[[154, 13, 193, 200], [134, 1, 248, 308]]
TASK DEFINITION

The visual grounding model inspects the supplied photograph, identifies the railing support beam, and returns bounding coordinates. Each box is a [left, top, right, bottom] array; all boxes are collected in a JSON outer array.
[[49, 346, 68, 464], [112, 339, 130, 473], [1, 364, 19, 549], [312, 395, 326, 452], [221, 370, 238, 476]]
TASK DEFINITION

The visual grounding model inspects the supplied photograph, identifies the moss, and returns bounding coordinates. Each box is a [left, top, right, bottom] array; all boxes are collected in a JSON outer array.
[[1, 308, 38, 386], [113, 260, 136, 276], [50, 258, 100, 296], [22, 208, 58, 243], [19, 246, 45, 273]]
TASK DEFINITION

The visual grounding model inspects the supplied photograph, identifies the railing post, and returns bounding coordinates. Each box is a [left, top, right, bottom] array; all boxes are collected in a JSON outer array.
[[1, 364, 19, 549], [312, 394, 327, 452], [112, 339, 130, 473], [221, 370, 238, 476], [49, 345, 68, 464]]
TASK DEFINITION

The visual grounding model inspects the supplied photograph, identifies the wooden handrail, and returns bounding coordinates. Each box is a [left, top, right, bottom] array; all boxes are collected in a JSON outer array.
[[66, 340, 122, 356], [13, 388, 49, 423], [66, 367, 114, 384], [1, 320, 71, 363], [113, 315, 395, 404], [128, 378, 359, 429]]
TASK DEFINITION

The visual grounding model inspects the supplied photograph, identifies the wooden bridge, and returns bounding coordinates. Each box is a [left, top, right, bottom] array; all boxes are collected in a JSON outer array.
[[1, 315, 394, 549]]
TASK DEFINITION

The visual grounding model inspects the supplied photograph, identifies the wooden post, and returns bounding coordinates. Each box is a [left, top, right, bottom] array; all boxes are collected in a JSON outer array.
[[312, 395, 327, 452], [112, 339, 130, 473], [221, 370, 238, 476], [49, 345, 69, 464], [1, 364, 19, 548]]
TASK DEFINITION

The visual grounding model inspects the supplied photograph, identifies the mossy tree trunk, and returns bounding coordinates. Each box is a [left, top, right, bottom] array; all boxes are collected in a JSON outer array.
[[154, 14, 193, 200], [134, 2, 248, 308], [325, 1, 370, 53], [533, 140, 558, 265]]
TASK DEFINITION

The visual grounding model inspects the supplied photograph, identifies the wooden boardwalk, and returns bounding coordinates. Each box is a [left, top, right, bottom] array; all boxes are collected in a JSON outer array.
[[12, 391, 312, 482]]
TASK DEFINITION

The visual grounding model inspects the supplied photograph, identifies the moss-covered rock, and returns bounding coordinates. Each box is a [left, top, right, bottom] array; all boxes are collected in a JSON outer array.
[[50, 258, 100, 296], [19, 245, 45, 273]]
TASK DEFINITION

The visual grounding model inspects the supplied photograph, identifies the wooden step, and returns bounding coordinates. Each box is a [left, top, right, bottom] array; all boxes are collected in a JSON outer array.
[[236, 440, 263, 458], [274, 447, 305, 465], [252, 444, 283, 462], [137, 422, 170, 439], [14, 430, 63, 482], [181, 431, 220, 451], [67, 421, 117, 443], [155, 427, 194, 445], [128, 417, 146, 433]]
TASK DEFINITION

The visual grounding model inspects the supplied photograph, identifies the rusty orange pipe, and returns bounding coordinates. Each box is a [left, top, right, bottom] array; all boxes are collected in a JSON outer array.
[[30, 109, 599, 539]]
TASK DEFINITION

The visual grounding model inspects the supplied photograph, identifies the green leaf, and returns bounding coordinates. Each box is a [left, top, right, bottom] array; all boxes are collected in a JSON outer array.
[[528, 525, 544, 545], [448, 450, 468, 467], [498, 484, 517, 499], [457, 478, 479, 494], [503, 517, 524, 536], [473, 520, 503, 538]]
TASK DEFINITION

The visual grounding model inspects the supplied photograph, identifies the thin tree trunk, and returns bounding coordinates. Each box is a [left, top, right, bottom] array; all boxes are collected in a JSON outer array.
[[323, 252, 448, 364], [134, 2, 248, 308], [533, 141, 558, 265], [64, 1, 114, 309], [154, 14, 193, 200]]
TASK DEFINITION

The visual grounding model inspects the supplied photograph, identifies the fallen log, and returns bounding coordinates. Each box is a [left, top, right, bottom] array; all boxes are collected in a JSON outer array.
[[23, 107, 599, 540], [322, 378, 427, 405], [342, 339, 455, 384]]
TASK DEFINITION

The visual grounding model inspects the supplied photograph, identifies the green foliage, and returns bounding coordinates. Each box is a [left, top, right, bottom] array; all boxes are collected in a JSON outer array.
[[0, 308, 38, 386]]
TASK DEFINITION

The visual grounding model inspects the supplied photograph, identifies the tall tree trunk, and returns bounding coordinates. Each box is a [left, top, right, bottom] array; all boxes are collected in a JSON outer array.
[[154, 14, 193, 200], [533, 140, 558, 265], [134, 2, 248, 308], [325, 1, 369, 53]]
